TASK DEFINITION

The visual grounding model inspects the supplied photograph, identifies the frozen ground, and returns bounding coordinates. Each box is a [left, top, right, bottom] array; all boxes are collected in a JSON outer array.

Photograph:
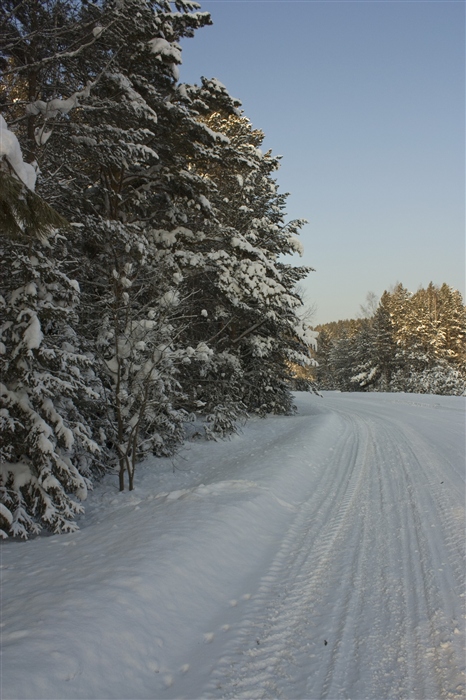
[[1, 391, 465, 700]]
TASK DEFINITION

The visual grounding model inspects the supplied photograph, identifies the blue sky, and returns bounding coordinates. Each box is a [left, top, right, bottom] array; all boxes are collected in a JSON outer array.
[[179, 0, 465, 324]]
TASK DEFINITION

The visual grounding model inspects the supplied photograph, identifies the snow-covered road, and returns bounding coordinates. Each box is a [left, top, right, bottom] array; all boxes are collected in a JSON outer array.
[[2, 393, 465, 700], [200, 394, 465, 700]]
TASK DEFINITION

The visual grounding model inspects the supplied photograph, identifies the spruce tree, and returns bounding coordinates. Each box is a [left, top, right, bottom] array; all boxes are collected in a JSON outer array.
[[0, 118, 100, 537]]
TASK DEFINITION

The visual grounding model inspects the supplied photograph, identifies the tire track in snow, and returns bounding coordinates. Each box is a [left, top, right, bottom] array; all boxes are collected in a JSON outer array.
[[202, 401, 465, 700], [395, 422, 465, 589], [204, 410, 374, 698], [373, 420, 465, 699]]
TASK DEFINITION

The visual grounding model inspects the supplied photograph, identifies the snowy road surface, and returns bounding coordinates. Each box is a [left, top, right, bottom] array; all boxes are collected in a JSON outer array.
[[2, 392, 465, 700]]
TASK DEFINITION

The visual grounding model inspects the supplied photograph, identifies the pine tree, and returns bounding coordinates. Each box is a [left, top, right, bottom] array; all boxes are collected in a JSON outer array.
[[1, 1, 214, 500], [2, 0, 220, 487], [0, 116, 100, 537], [0, 236, 102, 538], [326, 331, 355, 392], [435, 283, 466, 366], [347, 320, 378, 390], [371, 292, 398, 388], [316, 284, 465, 396], [172, 79, 315, 420], [314, 327, 336, 389], [2, 0, 317, 501]]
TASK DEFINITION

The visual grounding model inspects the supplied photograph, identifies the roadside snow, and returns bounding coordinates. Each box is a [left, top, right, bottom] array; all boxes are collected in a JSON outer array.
[[1, 392, 465, 699]]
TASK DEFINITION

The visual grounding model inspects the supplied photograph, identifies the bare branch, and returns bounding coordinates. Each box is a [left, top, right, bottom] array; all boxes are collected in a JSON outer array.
[[231, 319, 266, 345]]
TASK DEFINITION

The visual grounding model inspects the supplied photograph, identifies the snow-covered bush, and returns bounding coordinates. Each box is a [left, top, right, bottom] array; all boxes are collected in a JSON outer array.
[[392, 364, 466, 396]]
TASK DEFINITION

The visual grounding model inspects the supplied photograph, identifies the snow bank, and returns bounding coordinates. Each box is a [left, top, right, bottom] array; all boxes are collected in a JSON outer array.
[[2, 393, 465, 699]]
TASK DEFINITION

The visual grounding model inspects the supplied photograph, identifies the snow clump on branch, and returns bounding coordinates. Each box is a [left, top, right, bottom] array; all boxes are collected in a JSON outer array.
[[0, 116, 37, 190]]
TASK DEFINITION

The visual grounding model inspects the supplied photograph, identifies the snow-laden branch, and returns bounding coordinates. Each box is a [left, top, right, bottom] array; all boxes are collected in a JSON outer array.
[[25, 82, 93, 145], [0, 115, 36, 190], [26, 82, 92, 119], [2, 24, 112, 76]]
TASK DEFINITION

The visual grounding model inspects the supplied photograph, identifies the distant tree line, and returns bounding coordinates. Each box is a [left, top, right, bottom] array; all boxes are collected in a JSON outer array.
[[314, 283, 466, 396], [0, 0, 315, 538]]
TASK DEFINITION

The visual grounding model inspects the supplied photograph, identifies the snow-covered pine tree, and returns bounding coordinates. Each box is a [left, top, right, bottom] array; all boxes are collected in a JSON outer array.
[[314, 327, 336, 389], [0, 0, 103, 164], [2, 1, 318, 494], [89, 222, 215, 491], [437, 283, 466, 367], [313, 319, 364, 391], [2, 1, 216, 491], [0, 119, 100, 538], [316, 284, 465, 396], [171, 78, 316, 422], [405, 283, 445, 371], [371, 292, 399, 388], [389, 283, 466, 394], [326, 331, 356, 392], [346, 292, 400, 391], [44, 1, 217, 487], [347, 320, 379, 390]]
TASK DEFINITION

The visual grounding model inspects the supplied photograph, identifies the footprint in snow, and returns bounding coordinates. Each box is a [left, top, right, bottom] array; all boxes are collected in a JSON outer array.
[[203, 632, 215, 643]]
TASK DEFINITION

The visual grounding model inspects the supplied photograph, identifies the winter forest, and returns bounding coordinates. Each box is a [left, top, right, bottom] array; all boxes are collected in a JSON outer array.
[[0, 0, 316, 539], [312, 283, 466, 396], [0, 0, 464, 540]]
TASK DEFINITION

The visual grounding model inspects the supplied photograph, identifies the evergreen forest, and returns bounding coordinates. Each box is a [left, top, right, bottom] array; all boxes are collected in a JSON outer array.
[[313, 283, 466, 396], [0, 0, 315, 538]]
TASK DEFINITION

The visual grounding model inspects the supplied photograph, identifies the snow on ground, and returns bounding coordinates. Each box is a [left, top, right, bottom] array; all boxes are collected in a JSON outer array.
[[1, 392, 465, 700]]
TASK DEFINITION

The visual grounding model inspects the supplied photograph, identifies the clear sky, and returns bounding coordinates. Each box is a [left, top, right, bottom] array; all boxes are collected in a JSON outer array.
[[179, 0, 465, 325]]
